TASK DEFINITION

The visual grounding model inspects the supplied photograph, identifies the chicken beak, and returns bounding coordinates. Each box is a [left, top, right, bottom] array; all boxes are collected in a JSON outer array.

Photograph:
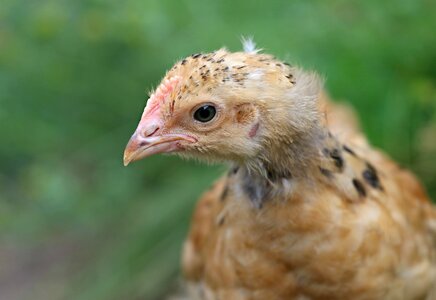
[[123, 129, 196, 166], [123, 108, 193, 166], [124, 75, 194, 166]]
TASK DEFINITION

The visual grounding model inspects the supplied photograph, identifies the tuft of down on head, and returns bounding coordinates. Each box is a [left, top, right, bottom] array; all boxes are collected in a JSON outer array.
[[123, 44, 323, 171], [241, 36, 261, 54]]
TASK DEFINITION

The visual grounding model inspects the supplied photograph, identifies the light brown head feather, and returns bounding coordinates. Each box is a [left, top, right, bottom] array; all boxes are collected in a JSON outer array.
[[126, 47, 324, 175]]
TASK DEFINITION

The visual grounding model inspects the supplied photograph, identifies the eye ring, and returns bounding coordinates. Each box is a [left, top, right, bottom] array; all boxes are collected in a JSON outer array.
[[193, 104, 217, 123]]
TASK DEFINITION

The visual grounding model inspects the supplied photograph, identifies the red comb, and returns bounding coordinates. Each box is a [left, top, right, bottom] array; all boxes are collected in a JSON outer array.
[[142, 76, 182, 119]]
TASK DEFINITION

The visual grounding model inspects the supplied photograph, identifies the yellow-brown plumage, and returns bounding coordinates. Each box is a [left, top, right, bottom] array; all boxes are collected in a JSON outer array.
[[124, 43, 436, 300]]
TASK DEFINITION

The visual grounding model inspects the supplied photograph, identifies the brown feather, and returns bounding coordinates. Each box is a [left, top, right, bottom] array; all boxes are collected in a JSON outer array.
[[180, 82, 436, 300]]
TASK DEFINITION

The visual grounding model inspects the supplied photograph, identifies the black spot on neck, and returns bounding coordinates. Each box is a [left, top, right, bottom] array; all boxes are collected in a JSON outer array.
[[343, 145, 356, 156], [363, 163, 383, 190], [241, 169, 273, 209], [239, 166, 292, 209], [352, 179, 367, 197], [191, 53, 201, 59], [242, 180, 267, 209], [330, 149, 344, 170], [319, 167, 333, 178]]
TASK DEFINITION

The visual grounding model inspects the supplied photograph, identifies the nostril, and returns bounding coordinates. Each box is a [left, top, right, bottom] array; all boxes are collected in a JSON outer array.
[[144, 125, 159, 137], [147, 127, 159, 137]]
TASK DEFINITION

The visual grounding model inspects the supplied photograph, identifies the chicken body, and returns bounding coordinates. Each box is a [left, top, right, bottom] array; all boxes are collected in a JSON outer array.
[[182, 102, 436, 300], [124, 44, 436, 300]]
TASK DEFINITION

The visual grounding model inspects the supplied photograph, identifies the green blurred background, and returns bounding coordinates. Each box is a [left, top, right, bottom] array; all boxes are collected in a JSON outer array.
[[1, 0, 435, 299]]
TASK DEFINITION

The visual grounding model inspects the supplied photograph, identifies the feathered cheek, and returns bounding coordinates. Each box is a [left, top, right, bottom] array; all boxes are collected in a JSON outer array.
[[234, 103, 259, 138]]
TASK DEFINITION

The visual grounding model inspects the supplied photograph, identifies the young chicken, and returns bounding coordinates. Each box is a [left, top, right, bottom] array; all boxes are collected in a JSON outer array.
[[123, 42, 436, 300]]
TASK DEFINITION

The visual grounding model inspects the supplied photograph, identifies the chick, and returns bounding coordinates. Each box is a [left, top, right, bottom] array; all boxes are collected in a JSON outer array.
[[124, 41, 436, 300]]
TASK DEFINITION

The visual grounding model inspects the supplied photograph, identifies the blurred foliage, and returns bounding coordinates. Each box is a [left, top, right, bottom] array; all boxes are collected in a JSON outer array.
[[0, 0, 435, 299]]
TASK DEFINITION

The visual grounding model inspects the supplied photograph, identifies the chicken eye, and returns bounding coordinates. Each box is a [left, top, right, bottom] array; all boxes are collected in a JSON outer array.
[[193, 105, 216, 123]]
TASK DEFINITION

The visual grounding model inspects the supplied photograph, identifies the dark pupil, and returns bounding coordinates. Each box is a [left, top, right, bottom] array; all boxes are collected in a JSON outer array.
[[194, 105, 216, 122]]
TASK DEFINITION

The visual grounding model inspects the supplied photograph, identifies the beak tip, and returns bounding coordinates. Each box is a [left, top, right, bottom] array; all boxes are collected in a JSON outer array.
[[123, 152, 132, 166], [123, 136, 137, 166]]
